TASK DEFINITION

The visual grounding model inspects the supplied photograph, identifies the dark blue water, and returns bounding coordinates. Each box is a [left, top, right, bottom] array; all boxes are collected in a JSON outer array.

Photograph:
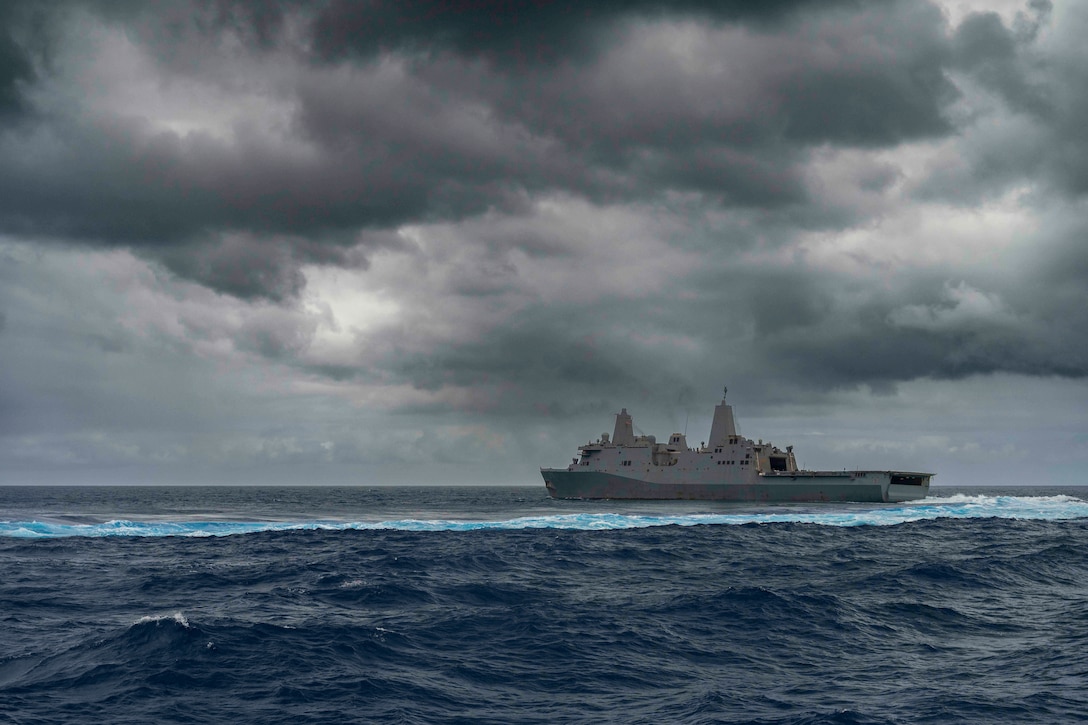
[[2, 486, 1087, 724]]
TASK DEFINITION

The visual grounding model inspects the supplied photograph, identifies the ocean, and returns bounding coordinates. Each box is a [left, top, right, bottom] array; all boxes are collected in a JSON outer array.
[[2, 485, 1087, 724]]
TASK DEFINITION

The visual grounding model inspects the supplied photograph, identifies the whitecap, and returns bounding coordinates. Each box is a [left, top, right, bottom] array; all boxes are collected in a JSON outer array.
[[135, 611, 190, 628]]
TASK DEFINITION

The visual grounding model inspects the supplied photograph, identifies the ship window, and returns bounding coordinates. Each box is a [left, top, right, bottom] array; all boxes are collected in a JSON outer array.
[[769, 456, 788, 472]]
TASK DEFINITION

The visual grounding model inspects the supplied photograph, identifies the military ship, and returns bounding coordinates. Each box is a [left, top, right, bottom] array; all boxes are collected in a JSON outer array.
[[541, 390, 932, 502]]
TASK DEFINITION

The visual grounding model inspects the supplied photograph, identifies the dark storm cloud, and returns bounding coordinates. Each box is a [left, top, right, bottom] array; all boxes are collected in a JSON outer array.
[[450, 0, 955, 196], [307, 0, 837, 66], [423, 231, 1088, 411], [372, 302, 698, 415], [0, 32, 32, 120], [283, 0, 956, 170], [0, 0, 966, 303], [157, 234, 309, 302], [730, 261, 1088, 393], [0, 2, 41, 121], [0, 107, 483, 298], [777, 4, 955, 146], [920, 2, 1088, 204], [4, 0, 1087, 403], [762, 312, 1088, 389], [952, 7, 1051, 117]]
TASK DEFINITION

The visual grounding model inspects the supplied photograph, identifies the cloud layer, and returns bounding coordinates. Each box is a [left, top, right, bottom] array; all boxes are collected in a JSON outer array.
[[2, 0, 1087, 484]]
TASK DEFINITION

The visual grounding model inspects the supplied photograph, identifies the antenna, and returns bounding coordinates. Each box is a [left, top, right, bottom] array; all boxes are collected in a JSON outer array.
[[723, 385, 728, 401]]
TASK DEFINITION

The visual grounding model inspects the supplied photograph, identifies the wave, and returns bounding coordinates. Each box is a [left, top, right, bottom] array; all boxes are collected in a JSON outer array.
[[134, 611, 192, 628], [3, 494, 1087, 538]]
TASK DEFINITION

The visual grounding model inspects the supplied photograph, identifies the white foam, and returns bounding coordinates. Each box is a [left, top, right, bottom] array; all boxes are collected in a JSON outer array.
[[3, 494, 1087, 538], [135, 611, 190, 628], [338, 579, 366, 589]]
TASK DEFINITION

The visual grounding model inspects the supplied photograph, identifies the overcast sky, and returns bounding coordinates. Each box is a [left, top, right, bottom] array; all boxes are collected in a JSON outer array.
[[1, 0, 1086, 486]]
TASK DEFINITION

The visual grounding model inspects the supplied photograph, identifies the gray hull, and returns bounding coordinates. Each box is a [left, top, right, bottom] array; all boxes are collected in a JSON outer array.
[[541, 469, 931, 503]]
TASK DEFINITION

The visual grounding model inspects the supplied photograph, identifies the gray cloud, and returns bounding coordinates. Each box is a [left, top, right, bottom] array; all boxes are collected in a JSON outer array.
[[307, 0, 841, 66], [0, 2, 40, 121], [921, 2, 1088, 205], [952, 10, 1051, 117], [3, 0, 1088, 484], [0, 0, 965, 302]]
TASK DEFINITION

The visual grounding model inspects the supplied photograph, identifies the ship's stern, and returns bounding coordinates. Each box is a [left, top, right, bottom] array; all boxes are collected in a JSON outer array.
[[886, 472, 932, 502]]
